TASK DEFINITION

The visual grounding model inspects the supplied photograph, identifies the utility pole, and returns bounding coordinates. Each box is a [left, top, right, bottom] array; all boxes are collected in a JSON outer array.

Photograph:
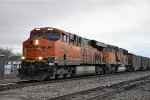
[[0, 55, 5, 80]]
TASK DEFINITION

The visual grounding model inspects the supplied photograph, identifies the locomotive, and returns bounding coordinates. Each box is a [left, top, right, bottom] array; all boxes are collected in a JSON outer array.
[[18, 27, 150, 81]]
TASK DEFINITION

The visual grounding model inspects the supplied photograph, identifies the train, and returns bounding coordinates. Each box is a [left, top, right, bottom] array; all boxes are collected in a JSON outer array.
[[18, 27, 150, 81]]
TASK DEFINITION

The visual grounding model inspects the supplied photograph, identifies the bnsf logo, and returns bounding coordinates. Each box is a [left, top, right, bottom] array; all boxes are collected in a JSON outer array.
[[25, 45, 53, 49]]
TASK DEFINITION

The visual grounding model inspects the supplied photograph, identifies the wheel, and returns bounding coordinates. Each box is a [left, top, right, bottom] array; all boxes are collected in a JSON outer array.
[[44, 76, 50, 81], [70, 70, 76, 77], [102, 65, 106, 75], [63, 74, 67, 78], [55, 74, 59, 79]]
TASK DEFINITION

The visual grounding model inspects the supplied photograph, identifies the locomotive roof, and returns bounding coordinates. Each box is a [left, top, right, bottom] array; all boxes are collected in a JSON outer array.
[[31, 27, 69, 34], [31, 27, 130, 52]]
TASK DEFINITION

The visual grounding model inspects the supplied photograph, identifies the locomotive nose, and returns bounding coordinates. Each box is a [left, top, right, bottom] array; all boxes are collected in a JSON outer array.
[[22, 37, 55, 62]]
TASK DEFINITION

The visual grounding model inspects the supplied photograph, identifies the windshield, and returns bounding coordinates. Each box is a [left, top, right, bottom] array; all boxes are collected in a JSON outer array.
[[30, 32, 43, 38], [44, 32, 60, 42]]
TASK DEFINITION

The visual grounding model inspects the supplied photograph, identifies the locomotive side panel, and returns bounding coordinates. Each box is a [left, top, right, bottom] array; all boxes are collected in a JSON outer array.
[[102, 45, 116, 65], [55, 33, 82, 66], [116, 48, 128, 66]]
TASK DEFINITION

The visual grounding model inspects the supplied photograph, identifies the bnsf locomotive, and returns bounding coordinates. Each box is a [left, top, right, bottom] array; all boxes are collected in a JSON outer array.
[[18, 27, 150, 81]]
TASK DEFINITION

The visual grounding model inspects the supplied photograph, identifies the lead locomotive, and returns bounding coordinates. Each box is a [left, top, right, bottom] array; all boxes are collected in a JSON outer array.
[[18, 27, 150, 81]]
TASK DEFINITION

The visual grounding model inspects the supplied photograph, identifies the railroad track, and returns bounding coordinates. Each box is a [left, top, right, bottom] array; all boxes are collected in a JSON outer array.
[[0, 73, 118, 92], [49, 75, 150, 100], [0, 71, 148, 92]]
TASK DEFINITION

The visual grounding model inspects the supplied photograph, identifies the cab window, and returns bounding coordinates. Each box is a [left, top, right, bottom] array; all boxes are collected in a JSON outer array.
[[44, 32, 60, 42], [62, 34, 68, 42], [30, 32, 43, 38]]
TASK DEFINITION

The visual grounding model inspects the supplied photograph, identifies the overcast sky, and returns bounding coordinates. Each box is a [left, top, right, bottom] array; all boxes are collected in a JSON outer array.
[[0, 0, 150, 57]]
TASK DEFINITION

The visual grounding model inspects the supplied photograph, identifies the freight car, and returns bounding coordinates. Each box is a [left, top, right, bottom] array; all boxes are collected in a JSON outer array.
[[18, 27, 150, 81], [131, 54, 142, 71]]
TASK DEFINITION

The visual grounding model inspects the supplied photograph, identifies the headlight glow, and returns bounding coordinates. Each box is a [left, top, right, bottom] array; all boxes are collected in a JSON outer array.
[[39, 57, 42, 60], [35, 39, 39, 45], [22, 56, 25, 60]]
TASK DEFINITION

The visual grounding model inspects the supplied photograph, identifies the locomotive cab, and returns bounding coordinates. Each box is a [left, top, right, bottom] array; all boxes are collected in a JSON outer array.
[[22, 28, 61, 63]]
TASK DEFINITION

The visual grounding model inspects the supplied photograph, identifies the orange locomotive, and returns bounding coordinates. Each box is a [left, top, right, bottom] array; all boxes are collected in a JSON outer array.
[[18, 27, 129, 80]]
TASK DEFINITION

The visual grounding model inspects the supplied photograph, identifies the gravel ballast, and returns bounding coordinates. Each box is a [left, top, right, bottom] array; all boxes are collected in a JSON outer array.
[[1, 71, 150, 100], [106, 80, 150, 100]]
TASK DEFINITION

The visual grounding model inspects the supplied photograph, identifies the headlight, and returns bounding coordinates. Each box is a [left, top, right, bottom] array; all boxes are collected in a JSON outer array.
[[35, 39, 39, 45], [35, 28, 41, 30], [47, 28, 53, 30], [22, 56, 25, 60], [39, 57, 43, 60]]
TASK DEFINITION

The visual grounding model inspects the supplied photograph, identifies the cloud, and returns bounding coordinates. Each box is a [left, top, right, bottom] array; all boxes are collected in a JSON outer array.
[[0, 0, 150, 57]]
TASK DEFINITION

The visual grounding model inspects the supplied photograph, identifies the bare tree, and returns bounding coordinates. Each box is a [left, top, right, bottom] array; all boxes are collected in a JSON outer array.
[[0, 47, 14, 64]]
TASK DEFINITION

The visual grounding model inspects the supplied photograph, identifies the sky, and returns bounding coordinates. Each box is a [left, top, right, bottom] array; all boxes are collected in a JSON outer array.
[[0, 0, 150, 57]]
